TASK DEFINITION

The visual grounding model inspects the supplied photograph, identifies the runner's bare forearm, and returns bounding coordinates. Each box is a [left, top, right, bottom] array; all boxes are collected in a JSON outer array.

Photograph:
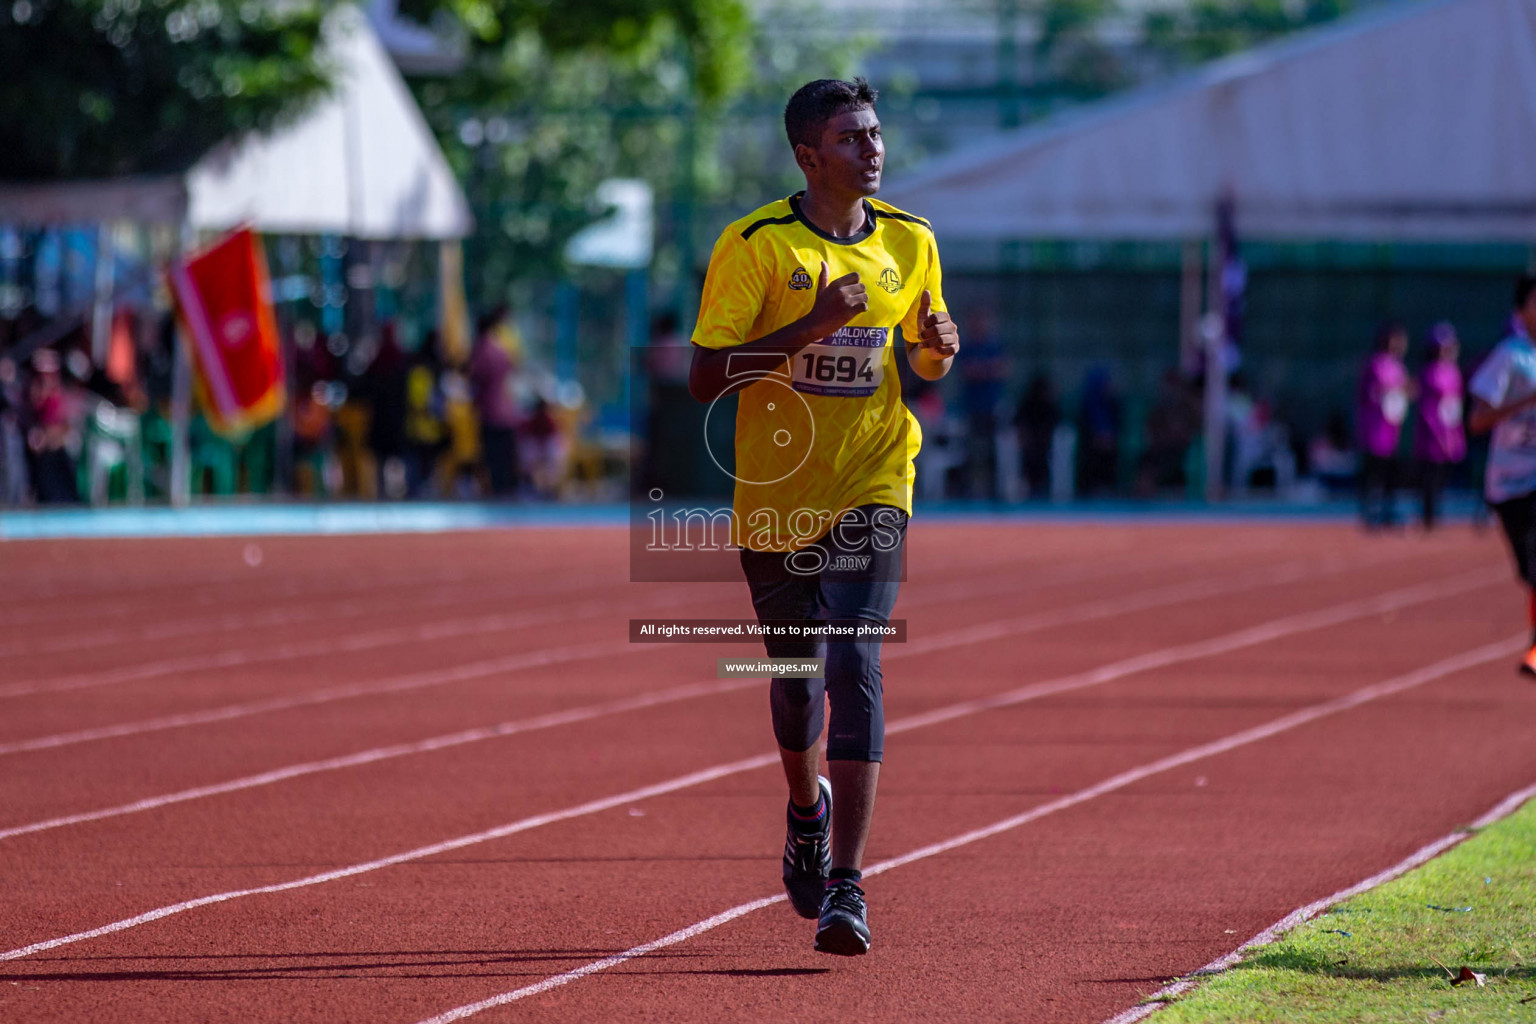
[[1470, 394, 1536, 434], [689, 262, 869, 402], [905, 344, 953, 381], [689, 318, 834, 403]]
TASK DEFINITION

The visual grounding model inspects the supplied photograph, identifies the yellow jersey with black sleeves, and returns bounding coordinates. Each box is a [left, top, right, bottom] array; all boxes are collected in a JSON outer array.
[[692, 192, 946, 553]]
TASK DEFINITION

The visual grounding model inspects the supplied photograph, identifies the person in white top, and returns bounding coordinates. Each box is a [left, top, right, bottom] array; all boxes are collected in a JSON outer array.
[[1469, 272, 1536, 675]]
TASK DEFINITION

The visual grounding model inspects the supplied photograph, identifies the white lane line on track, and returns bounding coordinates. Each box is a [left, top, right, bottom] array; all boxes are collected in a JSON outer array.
[[423, 896, 792, 1022], [905, 535, 1282, 608], [0, 560, 1050, 675], [0, 565, 495, 628], [0, 537, 1277, 694], [0, 557, 1331, 828], [0, 752, 782, 964], [0, 571, 1500, 962], [0, 589, 706, 700], [0, 679, 757, 841], [0, 572, 634, 660], [0, 641, 637, 756], [1101, 774, 1536, 1024], [0, 552, 1385, 769], [413, 634, 1528, 1024], [0, 523, 1253, 621]]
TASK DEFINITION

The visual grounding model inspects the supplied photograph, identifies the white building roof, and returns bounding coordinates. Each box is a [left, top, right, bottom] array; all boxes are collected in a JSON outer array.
[[880, 0, 1536, 241]]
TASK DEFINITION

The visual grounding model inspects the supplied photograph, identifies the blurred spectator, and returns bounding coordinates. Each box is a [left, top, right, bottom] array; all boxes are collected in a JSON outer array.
[[1077, 366, 1121, 496], [1414, 322, 1466, 530], [0, 356, 27, 504], [110, 310, 147, 409], [1227, 375, 1269, 493], [468, 305, 522, 497], [906, 375, 959, 501], [1139, 369, 1200, 494], [1358, 320, 1413, 528], [521, 396, 563, 498], [641, 311, 701, 498], [291, 382, 335, 497], [1308, 411, 1358, 494], [25, 349, 78, 503], [332, 348, 375, 499], [290, 323, 336, 497], [439, 367, 483, 497], [365, 323, 409, 499], [960, 316, 1008, 499], [402, 335, 447, 498], [1014, 371, 1059, 499], [143, 312, 178, 408], [1228, 386, 1297, 495]]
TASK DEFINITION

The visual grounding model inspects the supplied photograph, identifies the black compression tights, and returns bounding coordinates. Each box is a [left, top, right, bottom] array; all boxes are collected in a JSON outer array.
[[769, 635, 885, 762]]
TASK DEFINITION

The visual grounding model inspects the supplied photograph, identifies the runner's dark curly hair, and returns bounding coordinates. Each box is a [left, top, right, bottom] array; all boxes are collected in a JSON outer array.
[[784, 78, 879, 151]]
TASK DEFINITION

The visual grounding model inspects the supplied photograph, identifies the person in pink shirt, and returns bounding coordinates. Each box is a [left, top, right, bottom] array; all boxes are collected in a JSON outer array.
[[1414, 322, 1465, 530], [467, 306, 522, 497], [1357, 320, 1413, 528]]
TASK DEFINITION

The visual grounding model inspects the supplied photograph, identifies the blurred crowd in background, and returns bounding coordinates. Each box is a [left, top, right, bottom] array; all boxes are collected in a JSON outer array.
[[0, 229, 1508, 523], [0, 300, 611, 507], [0, 287, 1502, 518], [894, 314, 1480, 526], [0, 0, 1522, 517]]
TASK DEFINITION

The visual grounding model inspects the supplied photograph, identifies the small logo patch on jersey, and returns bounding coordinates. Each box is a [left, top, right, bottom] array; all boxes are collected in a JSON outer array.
[[878, 268, 902, 294], [788, 267, 813, 291]]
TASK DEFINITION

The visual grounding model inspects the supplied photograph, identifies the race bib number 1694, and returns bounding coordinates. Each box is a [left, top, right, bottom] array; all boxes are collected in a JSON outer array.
[[792, 326, 887, 398]]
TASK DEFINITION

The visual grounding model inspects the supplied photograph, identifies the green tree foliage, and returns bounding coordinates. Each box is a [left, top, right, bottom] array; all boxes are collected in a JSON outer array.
[[0, 0, 332, 180], [402, 0, 859, 306], [399, 0, 751, 100], [1141, 0, 1354, 68], [1034, 0, 1128, 97]]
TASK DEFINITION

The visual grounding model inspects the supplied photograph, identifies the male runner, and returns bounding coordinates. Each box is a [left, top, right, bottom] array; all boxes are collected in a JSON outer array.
[[688, 78, 959, 955], [1470, 272, 1536, 674]]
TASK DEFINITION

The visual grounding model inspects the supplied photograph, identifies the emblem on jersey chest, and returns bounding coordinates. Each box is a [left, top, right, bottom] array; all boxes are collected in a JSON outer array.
[[878, 268, 902, 294], [788, 266, 812, 291]]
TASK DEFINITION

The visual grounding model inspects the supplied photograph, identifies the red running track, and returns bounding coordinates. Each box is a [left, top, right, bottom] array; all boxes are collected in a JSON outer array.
[[0, 521, 1530, 1023]]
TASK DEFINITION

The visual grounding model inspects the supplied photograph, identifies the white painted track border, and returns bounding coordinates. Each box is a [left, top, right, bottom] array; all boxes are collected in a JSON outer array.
[[1101, 779, 1536, 1023], [413, 636, 1526, 1023]]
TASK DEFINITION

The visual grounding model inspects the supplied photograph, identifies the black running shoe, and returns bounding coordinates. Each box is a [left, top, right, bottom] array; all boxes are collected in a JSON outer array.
[[815, 878, 871, 956], [782, 775, 832, 919]]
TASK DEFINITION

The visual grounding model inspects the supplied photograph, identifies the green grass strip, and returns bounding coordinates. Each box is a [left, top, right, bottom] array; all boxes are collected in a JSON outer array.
[[1151, 797, 1536, 1022]]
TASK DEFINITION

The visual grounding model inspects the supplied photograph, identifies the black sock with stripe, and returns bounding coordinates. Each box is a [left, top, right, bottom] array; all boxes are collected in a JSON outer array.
[[788, 792, 827, 834]]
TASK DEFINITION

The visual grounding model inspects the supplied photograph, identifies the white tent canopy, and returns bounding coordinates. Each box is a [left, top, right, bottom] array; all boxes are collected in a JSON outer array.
[[0, 8, 470, 240], [882, 0, 1536, 242], [187, 5, 471, 240]]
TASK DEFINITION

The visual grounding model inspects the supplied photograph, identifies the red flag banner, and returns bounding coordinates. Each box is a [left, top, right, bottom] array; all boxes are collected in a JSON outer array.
[[167, 227, 285, 435]]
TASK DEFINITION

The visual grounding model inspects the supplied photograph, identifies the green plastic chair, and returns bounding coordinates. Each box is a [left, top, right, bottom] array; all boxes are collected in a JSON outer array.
[[240, 422, 277, 495], [82, 403, 144, 505], [190, 415, 239, 497], [139, 408, 174, 500]]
